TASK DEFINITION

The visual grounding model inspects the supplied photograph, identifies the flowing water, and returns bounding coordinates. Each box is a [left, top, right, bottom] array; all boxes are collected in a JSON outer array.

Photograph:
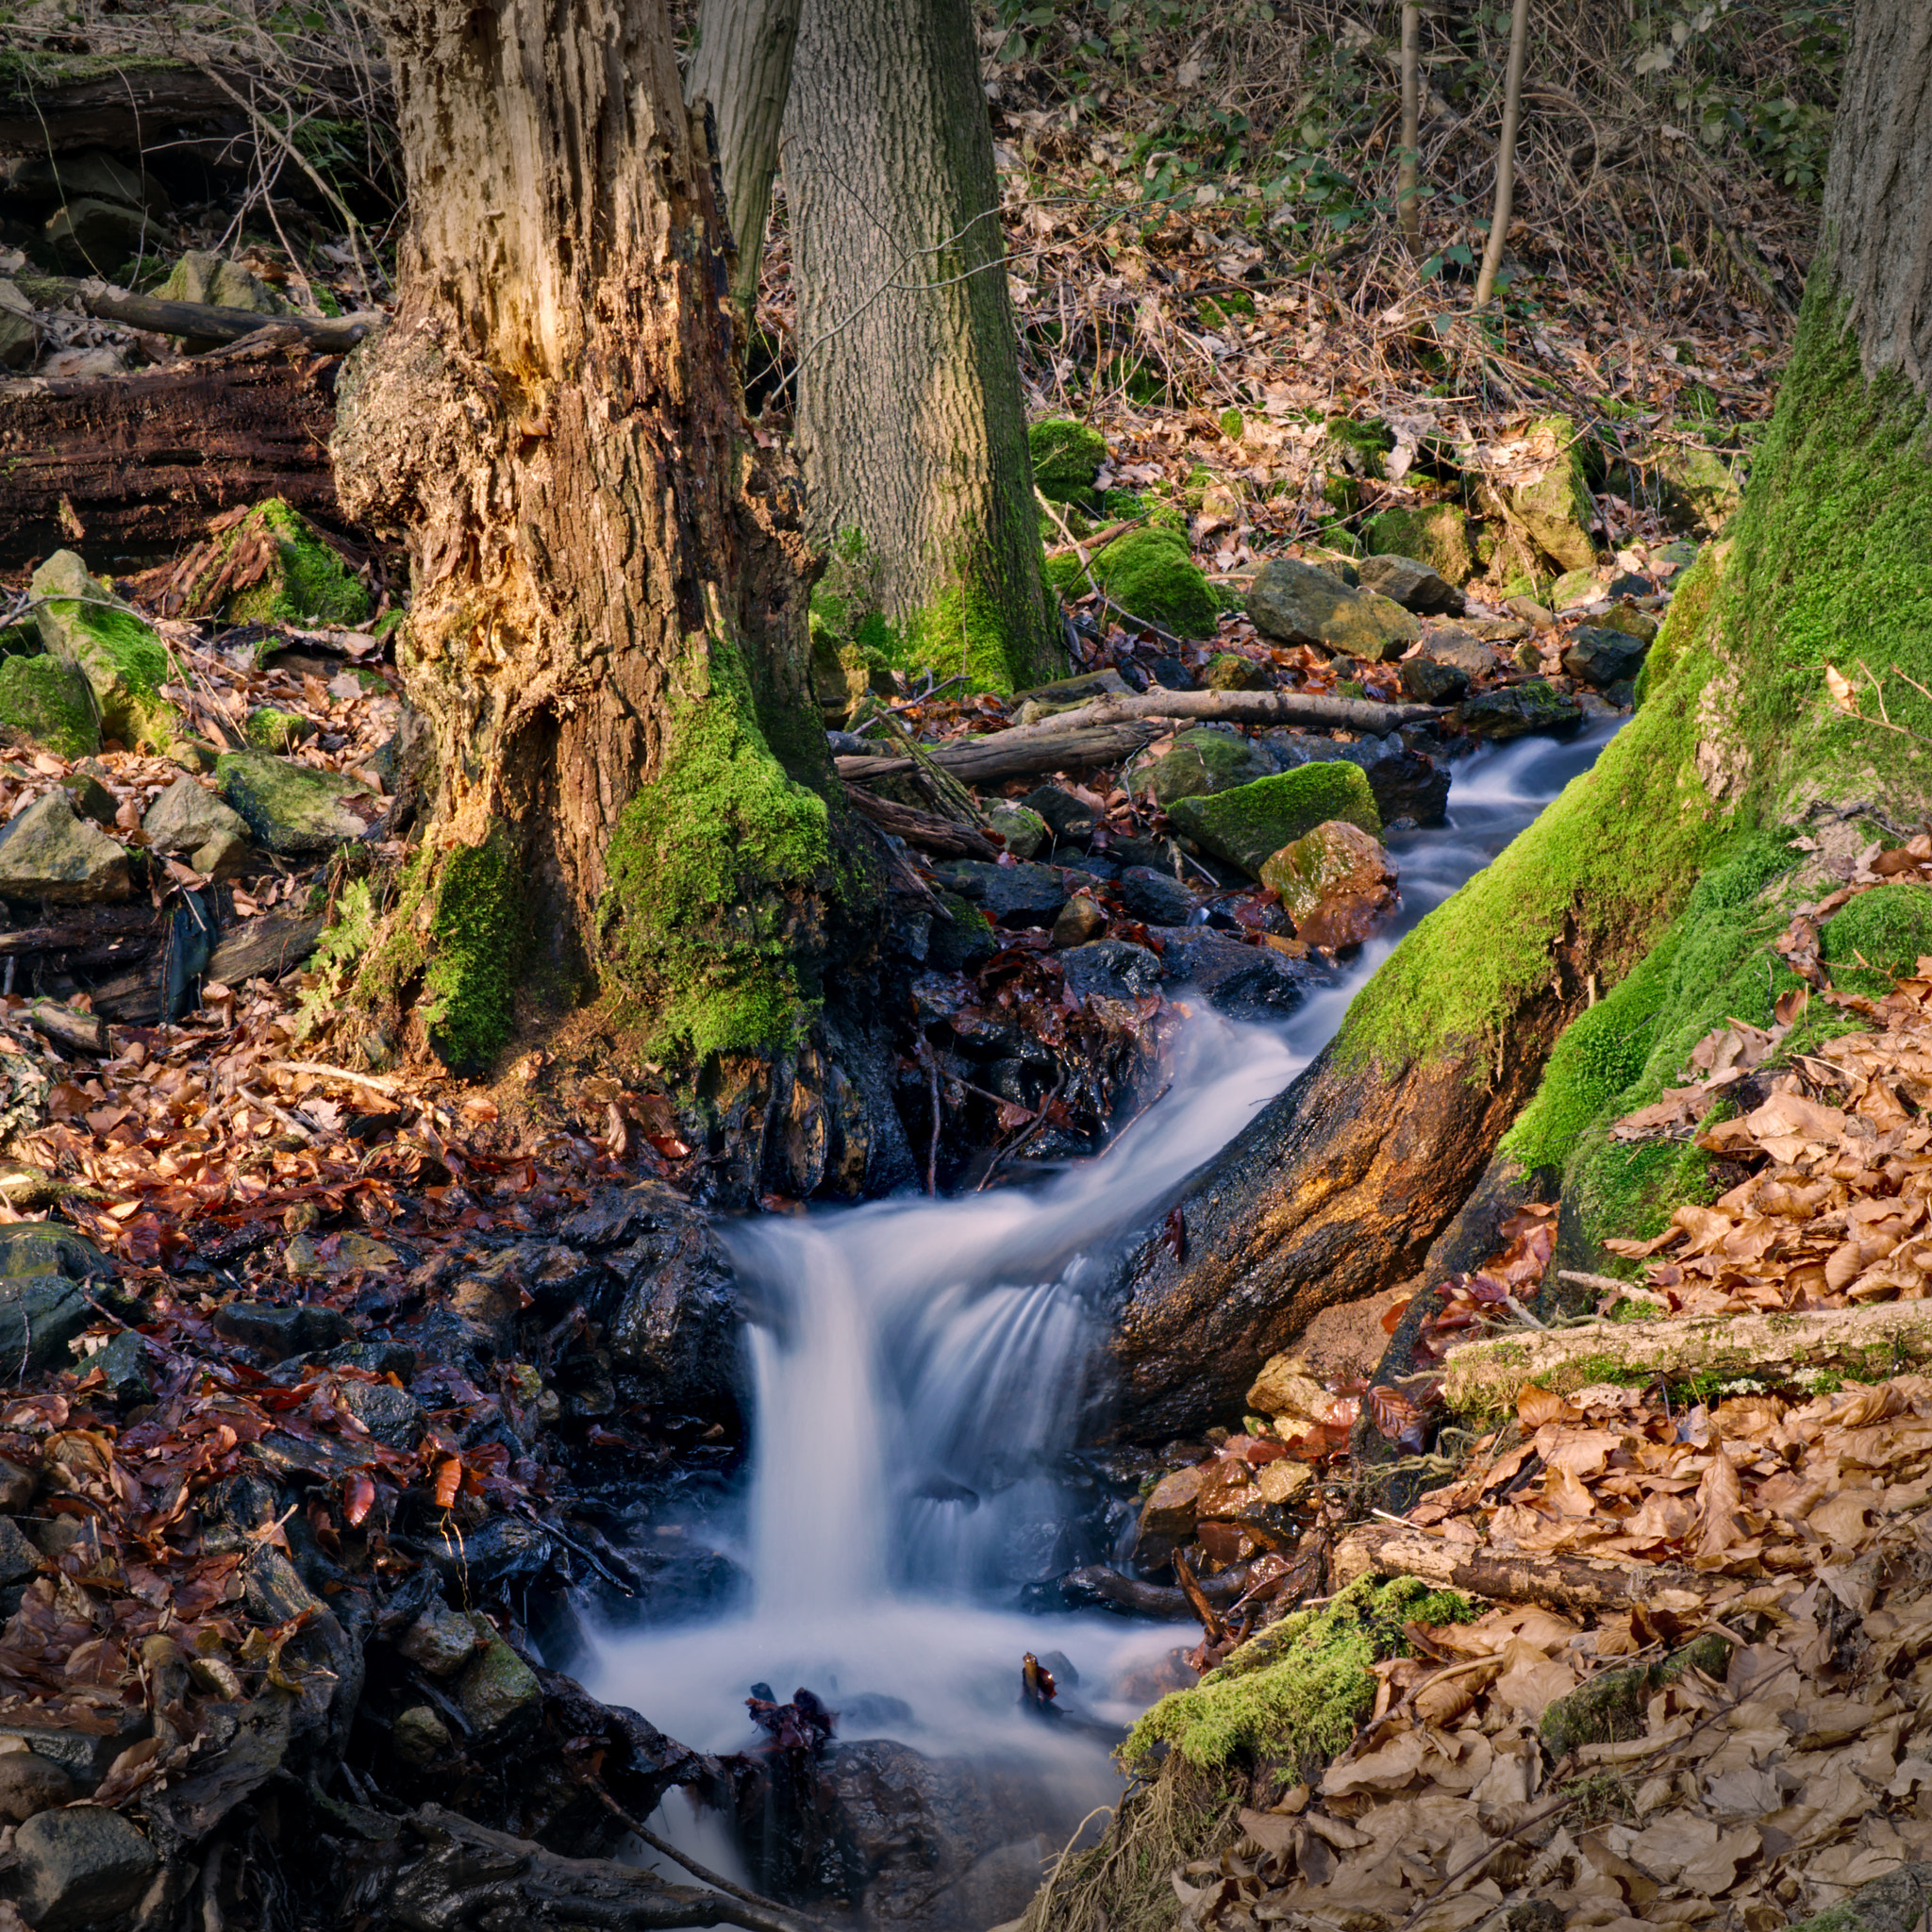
[[588, 721, 1622, 1877]]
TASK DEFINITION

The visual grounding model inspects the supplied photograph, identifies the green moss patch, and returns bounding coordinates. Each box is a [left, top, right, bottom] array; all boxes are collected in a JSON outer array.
[[1128, 725, 1270, 808], [422, 834, 521, 1071], [1364, 504, 1475, 586], [244, 706, 316, 752], [27, 550, 178, 753], [1029, 418, 1107, 502], [1091, 527, 1218, 638], [213, 500, 371, 628], [0, 655, 99, 761], [1169, 760, 1380, 877]]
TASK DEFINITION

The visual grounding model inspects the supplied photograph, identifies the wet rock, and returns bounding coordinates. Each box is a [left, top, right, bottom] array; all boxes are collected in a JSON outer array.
[[457, 1619, 542, 1740], [336, 1378, 425, 1449], [1168, 762, 1380, 877], [245, 1548, 323, 1625], [216, 751, 372, 857], [143, 774, 251, 857], [1456, 679, 1582, 741], [1121, 866, 1194, 924], [1357, 553, 1463, 617], [0, 1516, 38, 1588], [596, 1181, 740, 1411], [1399, 656, 1468, 704], [1019, 786, 1094, 845], [326, 1341, 418, 1379], [1059, 940, 1162, 1006], [1138, 1463, 1205, 1541], [0, 1274, 90, 1374], [392, 1706, 451, 1766], [1256, 1460, 1313, 1505], [212, 1301, 350, 1361], [0, 790, 131, 904], [926, 893, 995, 972], [1247, 558, 1421, 662], [14, 1804, 158, 1932], [1261, 820, 1400, 950], [1050, 893, 1107, 948], [1194, 1458, 1257, 1520], [91, 1328, 152, 1404], [0, 1748, 76, 1822], [983, 801, 1047, 859], [932, 859, 1068, 926], [1331, 738, 1451, 826], [1560, 625, 1651, 690], [27, 551, 179, 752], [1151, 926, 1327, 1021], [0, 654, 99, 761], [398, 1602, 484, 1677]]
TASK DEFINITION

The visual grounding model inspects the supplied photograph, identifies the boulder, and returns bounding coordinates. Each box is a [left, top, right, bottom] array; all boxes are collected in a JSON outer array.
[[1120, 866, 1194, 925], [1127, 724, 1274, 808], [42, 197, 150, 265], [0, 1516, 38, 1588], [1020, 785, 1095, 845], [0, 1748, 76, 1822], [457, 1620, 542, 1740], [595, 1181, 742, 1411], [1503, 415, 1597, 573], [1332, 740, 1451, 826], [215, 751, 372, 856], [26, 552, 179, 752], [398, 1602, 484, 1677], [63, 770, 116, 826], [158, 249, 289, 316], [1456, 679, 1583, 741], [931, 859, 1068, 925], [14, 1805, 158, 1932], [1415, 623, 1496, 679], [0, 790, 130, 904], [189, 500, 372, 628], [1150, 925, 1329, 1021], [1205, 652, 1270, 691], [1059, 940, 1162, 1007], [1167, 762, 1380, 877], [983, 802, 1047, 859], [1247, 558, 1420, 661], [1595, 603, 1659, 644], [1091, 527, 1219, 638], [1357, 553, 1464, 617], [1050, 893, 1106, 948], [392, 1706, 451, 1766], [1028, 418, 1107, 503], [1261, 820, 1400, 949], [1561, 625, 1651, 690], [1362, 504, 1475, 585], [1399, 657, 1468, 704], [143, 774, 251, 855], [0, 655, 100, 760]]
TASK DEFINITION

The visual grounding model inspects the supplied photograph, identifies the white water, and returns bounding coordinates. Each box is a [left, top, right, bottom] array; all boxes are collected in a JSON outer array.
[[590, 721, 1621, 1868]]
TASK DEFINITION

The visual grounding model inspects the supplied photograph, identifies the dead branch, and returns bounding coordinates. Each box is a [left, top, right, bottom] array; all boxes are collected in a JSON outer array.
[[23, 998, 108, 1057], [14, 275, 377, 353], [840, 785, 999, 858]]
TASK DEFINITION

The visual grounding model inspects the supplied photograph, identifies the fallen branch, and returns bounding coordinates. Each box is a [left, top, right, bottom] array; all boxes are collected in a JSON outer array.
[[1058, 1561, 1255, 1617], [840, 785, 998, 858], [1332, 1524, 1718, 1615], [23, 999, 108, 1057], [15, 274, 379, 353], [971, 687, 1438, 745]]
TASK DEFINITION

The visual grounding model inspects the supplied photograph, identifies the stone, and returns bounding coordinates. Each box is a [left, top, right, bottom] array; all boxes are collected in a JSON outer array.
[[1604, 571, 1653, 602], [0, 790, 130, 905], [43, 196, 151, 265], [931, 859, 1068, 925], [1138, 1464, 1205, 1541], [0, 654, 99, 761], [1298, 547, 1359, 587], [392, 1706, 451, 1767], [62, 770, 116, 826], [926, 892, 995, 972], [91, 1327, 151, 1404], [5, 150, 168, 211], [1120, 866, 1194, 925], [244, 706, 318, 752], [200, 500, 371, 626], [244, 1547, 322, 1625], [1247, 558, 1421, 662], [1362, 504, 1475, 585], [1330, 740, 1451, 827], [14, 1804, 158, 1932], [1653, 443, 1742, 533], [397, 1601, 484, 1677], [1512, 640, 1543, 672], [0, 1272, 89, 1373], [1150, 925, 1327, 1022], [158, 249, 289, 317], [39, 345, 126, 380], [27, 552, 179, 752], [457, 1620, 542, 1740], [1128, 725, 1273, 808], [1091, 528, 1218, 638], [1416, 624, 1496, 679], [1399, 656, 1467, 704], [1456, 679, 1584, 741], [1256, 1460, 1313, 1505], [1205, 652, 1270, 691], [1146, 654, 1192, 690], [1059, 940, 1162, 1006], [0, 1459, 36, 1512], [1020, 785, 1095, 845], [983, 802, 1047, 859], [143, 774, 251, 855], [1549, 567, 1601, 610], [599, 1182, 741, 1409], [1011, 668, 1129, 709], [0, 1748, 76, 1822], [1168, 762, 1380, 878], [0, 291, 34, 370], [1050, 893, 1106, 948], [1561, 625, 1651, 690], [216, 751, 372, 856], [1595, 603, 1659, 644], [335, 1378, 424, 1449], [0, 1517, 35, 1588], [1357, 553, 1463, 617], [1504, 594, 1556, 628], [1028, 418, 1107, 502], [1260, 820, 1400, 950], [1194, 1457, 1256, 1520], [1504, 415, 1597, 573], [211, 1300, 350, 1361], [192, 826, 252, 880], [0, 1224, 112, 1280], [169, 739, 219, 775]]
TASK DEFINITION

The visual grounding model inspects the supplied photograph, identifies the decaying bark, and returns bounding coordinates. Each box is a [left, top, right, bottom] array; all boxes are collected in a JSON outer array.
[[0, 353, 339, 561]]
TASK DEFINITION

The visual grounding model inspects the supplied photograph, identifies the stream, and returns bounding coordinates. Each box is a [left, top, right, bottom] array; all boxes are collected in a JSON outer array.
[[587, 719, 1623, 1898]]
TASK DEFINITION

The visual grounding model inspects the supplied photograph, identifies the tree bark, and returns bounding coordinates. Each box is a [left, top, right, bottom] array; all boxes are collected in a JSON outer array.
[[1097, 0, 1932, 1441], [332, 0, 847, 1071], [686, 0, 802, 321], [782, 0, 1063, 691]]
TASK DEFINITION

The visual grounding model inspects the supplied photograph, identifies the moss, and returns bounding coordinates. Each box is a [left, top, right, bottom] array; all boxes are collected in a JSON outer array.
[[422, 833, 521, 1071], [28, 552, 178, 754], [0, 654, 99, 760], [1362, 504, 1475, 586], [899, 576, 1048, 694], [1029, 418, 1107, 501], [1090, 528, 1218, 638], [1124, 1575, 1474, 1772], [244, 706, 315, 752], [219, 500, 372, 628], [1199, 291, 1256, 327], [1169, 760, 1381, 875], [1540, 1635, 1732, 1758], [1218, 408, 1244, 441], [1821, 879, 1932, 998], [1129, 726, 1266, 808], [602, 633, 834, 1062]]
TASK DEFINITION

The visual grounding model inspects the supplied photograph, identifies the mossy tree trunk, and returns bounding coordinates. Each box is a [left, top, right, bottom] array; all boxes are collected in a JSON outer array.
[[331, 0, 845, 1071], [1102, 0, 1932, 1440], [781, 0, 1064, 691]]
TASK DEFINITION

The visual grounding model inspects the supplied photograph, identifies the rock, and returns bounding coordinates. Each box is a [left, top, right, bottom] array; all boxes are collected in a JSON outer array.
[[1512, 640, 1543, 672], [1194, 1458, 1256, 1520], [926, 893, 995, 972], [1247, 558, 1421, 661], [1205, 652, 1270, 691], [1415, 623, 1496, 679], [598, 1181, 741, 1410], [1326, 738, 1450, 827], [192, 826, 252, 880], [1652, 539, 1701, 580], [418, 1513, 554, 1591], [1787, 1864, 1932, 1932], [1504, 594, 1556, 627], [1261, 820, 1400, 950], [244, 1547, 322, 1625], [0, 1458, 35, 1511], [1399, 657, 1468, 704], [43, 196, 151, 265], [1028, 418, 1107, 502], [27, 551, 179, 752], [0, 654, 99, 761], [158, 249, 289, 316], [1150, 925, 1328, 1021], [457, 1619, 542, 1740], [1357, 553, 1463, 617], [0, 1224, 113, 1281], [1059, 940, 1162, 1006], [211, 1301, 351, 1361], [1653, 443, 1743, 533], [143, 774, 251, 856], [1091, 528, 1218, 638], [1138, 1464, 1205, 1541], [1011, 668, 1130, 709], [216, 751, 372, 856], [61, 769, 116, 826], [335, 1378, 425, 1449], [1456, 679, 1583, 741], [1021, 785, 1095, 845], [1147, 654, 1193, 690], [14, 1804, 158, 1932], [39, 345, 127, 380], [1362, 504, 1475, 585], [0, 1748, 76, 1822], [5, 150, 168, 212], [1595, 603, 1659, 644], [1503, 415, 1597, 573], [0, 288, 35, 370], [0, 1516, 37, 1587], [1548, 567, 1601, 610], [398, 1602, 484, 1677], [1050, 893, 1107, 948], [0, 1273, 90, 1374], [1298, 547, 1359, 587], [1120, 866, 1194, 924], [932, 859, 1068, 925], [1168, 762, 1380, 877], [0, 790, 130, 905], [91, 1328, 152, 1404], [1561, 625, 1651, 690], [244, 706, 317, 752], [196, 500, 372, 627], [1128, 724, 1273, 808], [392, 1706, 451, 1766], [983, 802, 1047, 859], [169, 739, 219, 775], [1256, 1460, 1313, 1505]]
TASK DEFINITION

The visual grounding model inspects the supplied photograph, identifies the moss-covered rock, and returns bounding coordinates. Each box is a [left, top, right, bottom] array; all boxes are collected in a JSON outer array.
[[1652, 443, 1745, 534], [1247, 557, 1421, 661], [1363, 504, 1476, 586], [216, 751, 370, 856], [200, 501, 371, 628], [984, 801, 1049, 859], [27, 551, 178, 752], [158, 249, 289, 317], [1128, 725, 1274, 808], [0, 655, 98, 760], [1787, 1864, 1932, 1932], [1260, 819, 1398, 948], [1504, 414, 1597, 573], [1090, 528, 1218, 638], [1454, 678, 1584, 739], [243, 706, 318, 752], [0, 790, 131, 903], [1540, 1634, 1731, 1758], [1170, 762, 1381, 877], [1206, 652, 1269, 691], [1028, 418, 1107, 503]]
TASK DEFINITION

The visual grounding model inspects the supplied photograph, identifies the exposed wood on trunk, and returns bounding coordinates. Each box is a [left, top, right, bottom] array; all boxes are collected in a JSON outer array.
[[1333, 1524, 1717, 1614], [15, 275, 380, 353], [1440, 1301, 1932, 1412], [840, 785, 997, 858], [0, 355, 338, 561]]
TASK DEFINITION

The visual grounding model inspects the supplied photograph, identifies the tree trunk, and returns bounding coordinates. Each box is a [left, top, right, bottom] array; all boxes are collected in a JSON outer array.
[[1099, 0, 1932, 1441], [686, 0, 802, 321], [782, 0, 1063, 691], [331, 0, 850, 1074], [1397, 4, 1422, 253], [1473, 0, 1529, 308]]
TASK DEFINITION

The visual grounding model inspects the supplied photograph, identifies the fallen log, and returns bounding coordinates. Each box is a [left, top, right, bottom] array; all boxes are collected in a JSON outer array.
[[0, 906, 158, 959], [841, 785, 998, 858], [1056, 1561, 1255, 1617], [1332, 1524, 1718, 1615], [16, 274, 381, 354], [22, 997, 107, 1056], [1439, 1301, 1932, 1413], [88, 910, 323, 1024], [0, 355, 339, 560]]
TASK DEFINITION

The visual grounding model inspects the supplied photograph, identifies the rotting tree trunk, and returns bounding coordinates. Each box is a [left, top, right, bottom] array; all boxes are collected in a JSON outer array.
[[782, 0, 1063, 691], [1099, 0, 1932, 1441], [686, 0, 802, 320], [331, 0, 852, 1074]]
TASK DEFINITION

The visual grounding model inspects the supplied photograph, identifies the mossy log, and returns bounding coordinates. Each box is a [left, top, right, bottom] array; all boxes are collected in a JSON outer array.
[[1439, 1303, 1932, 1414]]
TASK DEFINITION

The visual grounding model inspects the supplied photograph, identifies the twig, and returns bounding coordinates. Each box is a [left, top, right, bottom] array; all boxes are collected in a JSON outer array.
[[268, 1059, 408, 1097]]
